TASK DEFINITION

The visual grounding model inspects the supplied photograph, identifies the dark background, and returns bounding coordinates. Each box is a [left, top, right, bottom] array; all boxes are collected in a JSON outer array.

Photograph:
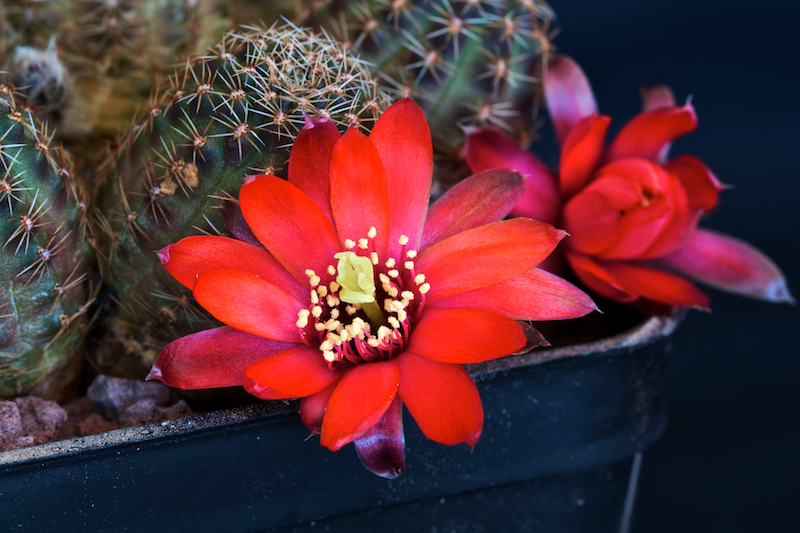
[[544, 0, 800, 531]]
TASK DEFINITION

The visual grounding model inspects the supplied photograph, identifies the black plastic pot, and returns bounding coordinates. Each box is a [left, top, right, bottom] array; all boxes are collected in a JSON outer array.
[[0, 314, 680, 532]]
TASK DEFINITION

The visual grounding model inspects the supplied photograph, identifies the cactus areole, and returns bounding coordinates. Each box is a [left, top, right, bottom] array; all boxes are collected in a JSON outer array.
[[148, 99, 597, 478]]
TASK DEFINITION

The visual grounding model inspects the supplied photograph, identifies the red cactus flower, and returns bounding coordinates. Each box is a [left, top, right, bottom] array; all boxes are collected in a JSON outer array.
[[465, 55, 792, 308], [147, 99, 596, 478]]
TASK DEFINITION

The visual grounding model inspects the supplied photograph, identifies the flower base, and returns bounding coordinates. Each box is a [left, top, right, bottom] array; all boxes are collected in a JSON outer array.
[[0, 313, 680, 531]]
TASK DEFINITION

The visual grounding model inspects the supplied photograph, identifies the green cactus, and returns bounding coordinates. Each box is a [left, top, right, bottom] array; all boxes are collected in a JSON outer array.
[[91, 22, 393, 378], [0, 84, 94, 401], [228, 0, 554, 187]]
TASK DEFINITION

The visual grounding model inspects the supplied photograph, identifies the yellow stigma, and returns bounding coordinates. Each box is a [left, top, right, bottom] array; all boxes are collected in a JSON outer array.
[[334, 252, 376, 304]]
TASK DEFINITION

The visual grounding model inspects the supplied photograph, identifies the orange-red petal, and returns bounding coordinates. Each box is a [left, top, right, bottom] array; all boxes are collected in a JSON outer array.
[[659, 229, 793, 303], [370, 99, 432, 256], [320, 360, 400, 451], [464, 128, 560, 225], [239, 174, 340, 285], [544, 55, 599, 144], [565, 252, 638, 303], [428, 267, 597, 321], [330, 128, 390, 256], [147, 326, 296, 390], [158, 235, 306, 302], [288, 116, 341, 225], [397, 352, 483, 447], [407, 308, 526, 364], [417, 218, 565, 303], [664, 155, 724, 212], [606, 103, 697, 162], [559, 115, 611, 198], [193, 269, 303, 342], [242, 345, 341, 400], [601, 261, 710, 309], [421, 168, 525, 250]]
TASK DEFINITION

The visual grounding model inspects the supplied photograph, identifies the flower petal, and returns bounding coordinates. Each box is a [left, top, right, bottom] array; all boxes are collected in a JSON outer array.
[[320, 360, 400, 451], [658, 229, 794, 303], [407, 308, 526, 364], [299, 382, 338, 436], [601, 261, 710, 309], [565, 252, 639, 303], [370, 99, 433, 257], [606, 103, 698, 162], [417, 218, 566, 303], [421, 168, 525, 249], [640, 85, 676, 111], [428, 267, 597, 320], [559, 115, 611, 197], [242, 345, 341, 400], [330, 127, 390, 256], [239, 174, 341, 285], [193, 269, 303, 342], [640, 85, 678, 162], [147, 326, 295, 390], [664, 155, 725, 211], [397, 352, 482, 447], [219, 201, 262, 248], [562, 189, 622, 256], [288, 116, 341, 225], [158, 235, 306, 302], [354, 396, 406, 479], [543, 55, 599, 144], [464, 128, 560, 224]]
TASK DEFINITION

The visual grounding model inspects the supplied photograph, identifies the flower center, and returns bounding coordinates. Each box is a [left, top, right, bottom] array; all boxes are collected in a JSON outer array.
[[295, 228, 430, 367]]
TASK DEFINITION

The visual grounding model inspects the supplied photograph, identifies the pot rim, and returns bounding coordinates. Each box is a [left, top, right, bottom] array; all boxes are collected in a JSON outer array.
[[0, 311, 683, 466]]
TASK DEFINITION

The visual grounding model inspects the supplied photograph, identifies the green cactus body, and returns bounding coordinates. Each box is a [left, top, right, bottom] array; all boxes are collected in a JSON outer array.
[[230, 0, 554, 184], [0, 85, 93, 401], [93, 23, 392, 377]]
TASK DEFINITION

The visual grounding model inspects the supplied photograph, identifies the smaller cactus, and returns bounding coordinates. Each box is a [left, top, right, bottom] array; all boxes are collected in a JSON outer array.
[[0, 83, 94, 401], [229, 0, 556, 188], [91, 22, 393, 378]]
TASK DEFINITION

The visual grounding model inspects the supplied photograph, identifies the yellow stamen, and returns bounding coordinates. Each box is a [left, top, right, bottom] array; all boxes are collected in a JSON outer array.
[[388, 269, 399, 278], [334, 251, 384, 328], [367, 226, 377, 239], [370, 252, 379, 265], [329, 281, 340, 292], [406, 250, 417, 259], [385, 258, 396, 268], [401, 290, 414, 301], [327, 265, 336, 276], [404, 260, 414, 270], [398, 235, 409, 245], [317, 285, 328, 297], [358, 238, 369, 249], [420, 283, 431, 294], [344, 239, 356, 249], [414, 274, 426, 285]]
